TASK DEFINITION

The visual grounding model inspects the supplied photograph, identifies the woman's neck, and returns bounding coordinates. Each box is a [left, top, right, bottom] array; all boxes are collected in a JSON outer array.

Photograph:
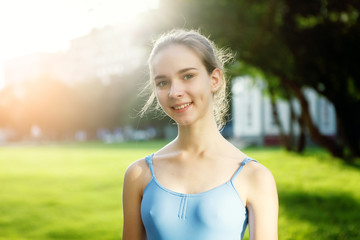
[[175, 117, 225, 155]]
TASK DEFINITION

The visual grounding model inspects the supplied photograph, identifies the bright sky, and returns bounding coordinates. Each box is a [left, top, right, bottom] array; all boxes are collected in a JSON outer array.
[[0, 0, 158, 88]]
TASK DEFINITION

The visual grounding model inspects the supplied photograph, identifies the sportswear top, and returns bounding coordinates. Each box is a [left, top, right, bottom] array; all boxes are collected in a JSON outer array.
[[141, 154, 257, 240]]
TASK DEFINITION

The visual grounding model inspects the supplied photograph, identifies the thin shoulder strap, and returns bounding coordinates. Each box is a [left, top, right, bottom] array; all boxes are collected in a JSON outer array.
[[145, 153, 155, 177], [231, 157, 257, 182]]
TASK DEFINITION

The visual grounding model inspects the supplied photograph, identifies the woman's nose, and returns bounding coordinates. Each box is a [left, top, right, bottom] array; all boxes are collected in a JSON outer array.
[[169, 82, 184, 98]]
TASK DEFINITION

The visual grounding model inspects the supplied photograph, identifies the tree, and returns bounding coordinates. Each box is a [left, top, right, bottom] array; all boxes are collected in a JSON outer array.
[[280, 0, 360, 159], [150, 0, 360, 161]]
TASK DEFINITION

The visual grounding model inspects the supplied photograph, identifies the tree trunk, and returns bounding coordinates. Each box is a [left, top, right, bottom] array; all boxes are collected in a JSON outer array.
[[295, 104, 306, 153], [288, 97, 306, 153], [288, 100, 295, 151], [281, 79, 346, 159], [268, 86, 292, 150]]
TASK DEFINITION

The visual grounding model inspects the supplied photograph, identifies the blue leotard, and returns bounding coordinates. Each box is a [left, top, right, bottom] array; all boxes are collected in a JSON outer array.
[[141, 154, 257, 240]]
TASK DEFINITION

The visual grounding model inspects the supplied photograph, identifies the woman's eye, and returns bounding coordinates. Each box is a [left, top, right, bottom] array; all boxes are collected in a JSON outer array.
[[157, 81, 168, 87], [184, 74, 194, 80]]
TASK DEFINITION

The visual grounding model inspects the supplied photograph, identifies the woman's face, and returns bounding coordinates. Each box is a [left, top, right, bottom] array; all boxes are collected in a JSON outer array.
[[151, 44, 220, 127]]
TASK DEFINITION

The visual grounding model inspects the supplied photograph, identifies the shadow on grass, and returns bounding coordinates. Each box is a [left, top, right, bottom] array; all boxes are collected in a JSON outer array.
[[345, 160, 360, 170], [280, 191, 360, 239]]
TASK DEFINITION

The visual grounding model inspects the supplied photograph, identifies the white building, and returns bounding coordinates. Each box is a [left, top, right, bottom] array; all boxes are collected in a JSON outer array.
[[231, 76, 337, 146]]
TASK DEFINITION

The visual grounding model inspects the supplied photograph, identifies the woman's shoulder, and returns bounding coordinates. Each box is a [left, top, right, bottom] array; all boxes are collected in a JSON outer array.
[[124, 157, 152, 192], [244, 159, 275, 184], [125, 157, 147, 176], [242, 158, 277, 202]]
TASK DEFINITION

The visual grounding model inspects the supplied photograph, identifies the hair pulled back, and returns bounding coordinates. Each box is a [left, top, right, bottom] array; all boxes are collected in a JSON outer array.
[[140, 29, 232, 130]]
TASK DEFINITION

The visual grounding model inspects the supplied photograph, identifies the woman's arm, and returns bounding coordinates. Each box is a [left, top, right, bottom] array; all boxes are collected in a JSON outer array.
[[122, 160, 148, 240], [246, 164, 279, 240]]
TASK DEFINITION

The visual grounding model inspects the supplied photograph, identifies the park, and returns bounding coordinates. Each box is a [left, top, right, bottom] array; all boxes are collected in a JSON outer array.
[[1, 141, 359, 239], [0, 0, 359, 239]]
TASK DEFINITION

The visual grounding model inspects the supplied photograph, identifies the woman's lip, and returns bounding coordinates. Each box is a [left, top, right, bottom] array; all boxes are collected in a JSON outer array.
[[172, 102, 193, 110], [171, 102, 193, 113]]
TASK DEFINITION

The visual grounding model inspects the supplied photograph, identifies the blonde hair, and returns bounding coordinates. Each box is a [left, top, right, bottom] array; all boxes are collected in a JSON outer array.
[[140, 29, 233, 130]]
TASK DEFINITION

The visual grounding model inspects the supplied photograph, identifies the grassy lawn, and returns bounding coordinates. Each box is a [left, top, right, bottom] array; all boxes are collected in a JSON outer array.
[[0, 141, 359, 239]]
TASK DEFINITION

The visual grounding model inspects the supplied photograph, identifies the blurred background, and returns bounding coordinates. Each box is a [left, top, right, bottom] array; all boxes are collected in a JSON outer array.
[[0, 0, 359, 161], [0, 0, 359, 239], [1, 0, 359, 161]]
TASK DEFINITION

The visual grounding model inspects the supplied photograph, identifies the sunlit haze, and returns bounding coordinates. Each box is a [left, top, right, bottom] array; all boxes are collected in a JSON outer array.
[[0, 0, 158, 88]]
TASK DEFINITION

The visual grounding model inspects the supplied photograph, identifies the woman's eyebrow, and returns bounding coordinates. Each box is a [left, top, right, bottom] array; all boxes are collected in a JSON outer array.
[[154, 75, 167, 81], [177, 67, 197, 74]]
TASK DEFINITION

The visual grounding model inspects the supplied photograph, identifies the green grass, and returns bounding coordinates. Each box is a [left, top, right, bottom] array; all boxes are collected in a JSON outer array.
[[0, 141, 359, 240]]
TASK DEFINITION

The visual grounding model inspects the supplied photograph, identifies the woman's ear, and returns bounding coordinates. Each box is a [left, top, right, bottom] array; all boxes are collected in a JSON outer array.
[[210, 68, 222, 93]]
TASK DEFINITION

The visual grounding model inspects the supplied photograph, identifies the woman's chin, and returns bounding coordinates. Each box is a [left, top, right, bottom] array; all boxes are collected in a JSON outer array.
[[173, 118, 194, 127]]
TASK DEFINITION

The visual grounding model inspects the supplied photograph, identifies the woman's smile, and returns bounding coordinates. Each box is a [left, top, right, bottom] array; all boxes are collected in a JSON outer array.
[[172, 102, 193, 112]]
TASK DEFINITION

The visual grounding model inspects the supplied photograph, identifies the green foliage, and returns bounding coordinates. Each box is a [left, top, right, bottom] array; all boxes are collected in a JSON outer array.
[[0, 142, 359, 239], [151, 0, 360, 158]]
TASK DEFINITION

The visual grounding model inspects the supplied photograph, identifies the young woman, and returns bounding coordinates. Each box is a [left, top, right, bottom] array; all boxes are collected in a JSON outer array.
[[122, 29, 278, 240]]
